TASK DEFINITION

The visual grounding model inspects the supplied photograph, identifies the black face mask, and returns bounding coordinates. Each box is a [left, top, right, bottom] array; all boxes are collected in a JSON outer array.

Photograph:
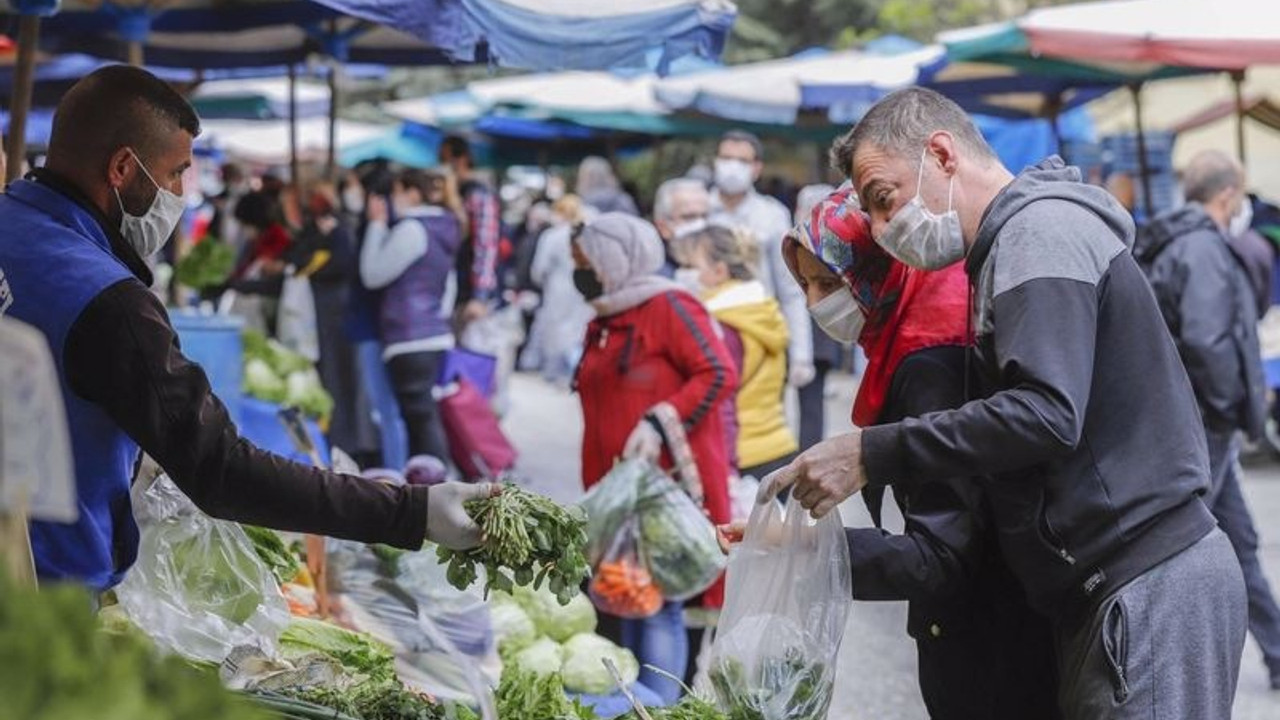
[[573, 268, 604, 300]]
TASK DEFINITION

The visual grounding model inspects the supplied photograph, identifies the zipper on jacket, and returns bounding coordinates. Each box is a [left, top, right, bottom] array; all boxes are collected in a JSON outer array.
[[1040, 510, 1077, 565]]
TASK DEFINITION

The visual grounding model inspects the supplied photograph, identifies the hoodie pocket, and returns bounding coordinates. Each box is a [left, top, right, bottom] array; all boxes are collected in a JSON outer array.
[[1038, 501, 1077, 566], [1101, 598, 1130, 703]]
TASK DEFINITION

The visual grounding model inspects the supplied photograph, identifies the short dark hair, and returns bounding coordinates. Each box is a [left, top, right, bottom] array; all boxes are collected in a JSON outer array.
[[719, 130, 764, 163], [233, 191, 277, 230], [440, 135, 472, 162], [845, 87, 998, 173], [47, 65, 200, 170]]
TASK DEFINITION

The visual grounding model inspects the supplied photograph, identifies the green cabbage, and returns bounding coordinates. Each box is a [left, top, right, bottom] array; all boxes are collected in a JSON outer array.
[[490, 599, 538, 657], [560, 633, 639, 695], [284, 368, 335, 421], [243, 358, 287, 403], [513, 586, 597, 643], [508, 637, 564, 678], [279, 618, 396, 682]]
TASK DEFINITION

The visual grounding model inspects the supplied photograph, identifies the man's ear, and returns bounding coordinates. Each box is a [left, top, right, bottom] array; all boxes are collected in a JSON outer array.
[[106, 146, 135, 189], [926, 131, 959, 175]]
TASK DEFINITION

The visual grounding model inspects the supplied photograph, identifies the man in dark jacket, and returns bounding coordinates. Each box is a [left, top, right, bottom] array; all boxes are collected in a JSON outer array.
[[765, 88, 1246, 719], [0, 66, 494, 592], [1135, 149, 1280, 690]]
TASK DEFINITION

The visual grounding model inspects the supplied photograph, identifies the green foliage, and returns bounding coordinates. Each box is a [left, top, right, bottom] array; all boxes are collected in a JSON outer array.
[[0, 576, 269, 720], [242, 525, 303, 584], [176, 238, 235, 290]]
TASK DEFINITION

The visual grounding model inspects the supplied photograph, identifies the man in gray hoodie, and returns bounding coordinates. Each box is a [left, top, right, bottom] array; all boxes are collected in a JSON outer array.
[[762, 88, 1247, 719]]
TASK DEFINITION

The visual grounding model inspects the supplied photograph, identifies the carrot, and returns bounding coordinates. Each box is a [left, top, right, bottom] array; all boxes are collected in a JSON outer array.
[[589, 559, 663, 618]]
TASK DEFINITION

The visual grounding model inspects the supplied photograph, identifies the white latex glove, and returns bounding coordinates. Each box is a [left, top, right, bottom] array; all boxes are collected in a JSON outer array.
[[789, 361, 816, 388], [425, 482, 502, 550], [622, 420, 663, 464]]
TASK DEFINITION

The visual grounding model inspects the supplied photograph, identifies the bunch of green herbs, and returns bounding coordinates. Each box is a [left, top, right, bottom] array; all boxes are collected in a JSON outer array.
[[437, 483, 590, 606]]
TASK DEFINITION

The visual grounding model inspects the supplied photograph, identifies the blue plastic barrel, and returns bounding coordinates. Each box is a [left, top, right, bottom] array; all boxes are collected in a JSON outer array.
[[168, 311, 245, 422]]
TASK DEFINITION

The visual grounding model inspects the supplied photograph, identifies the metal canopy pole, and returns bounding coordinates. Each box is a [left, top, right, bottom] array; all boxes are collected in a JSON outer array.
[[1129, 83, 1155, 220], [6, 15, 41, 183], [288, 64, 300, 184], [1232, 69, 1247, 165]]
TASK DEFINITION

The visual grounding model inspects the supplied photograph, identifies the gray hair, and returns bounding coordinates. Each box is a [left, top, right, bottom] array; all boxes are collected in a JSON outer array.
[[654, 177, 709, 221], [576, 156, 620, 195], [839, 87, 998, 176], [1182, 150, 1243, 204]]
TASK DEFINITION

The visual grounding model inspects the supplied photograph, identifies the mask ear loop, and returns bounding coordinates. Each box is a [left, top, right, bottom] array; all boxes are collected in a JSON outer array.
[[915, 146, 928, 201]]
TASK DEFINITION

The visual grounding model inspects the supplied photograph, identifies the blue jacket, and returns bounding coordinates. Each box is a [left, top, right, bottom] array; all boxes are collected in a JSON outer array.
[[0, 172, 432, 592], [0, 179, 141, 589]]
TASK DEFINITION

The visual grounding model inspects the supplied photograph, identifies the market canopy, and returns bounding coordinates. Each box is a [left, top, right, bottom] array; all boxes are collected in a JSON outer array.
[[653, 46, 938, 125], [1017, 0, 1280, 71], [198, 116, 386, 165], [11, 0, 737, 71]]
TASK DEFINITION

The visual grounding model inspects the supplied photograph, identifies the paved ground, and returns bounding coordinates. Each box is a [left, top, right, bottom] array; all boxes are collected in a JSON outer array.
[[501, 372, 1280, 719]]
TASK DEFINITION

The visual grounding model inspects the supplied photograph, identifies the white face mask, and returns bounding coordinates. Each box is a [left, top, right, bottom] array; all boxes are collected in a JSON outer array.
[[1229, 197, 1253, 238], [342, 186, 365, 215], [672, 217, 707, 239], [714, 158, 754, 196], [808, 288, 864, 344], [116, 149, 184, 259], [875, 147, 965, 270], [674, 268, 705, 295]]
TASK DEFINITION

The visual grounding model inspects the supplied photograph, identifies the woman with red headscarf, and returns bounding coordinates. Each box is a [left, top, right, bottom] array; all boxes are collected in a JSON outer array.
[[723, 187, 1059, 719]]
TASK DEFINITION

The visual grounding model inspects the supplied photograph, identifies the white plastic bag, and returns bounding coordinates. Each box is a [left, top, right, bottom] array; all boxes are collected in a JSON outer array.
[[702, 498, 852, 720], [116, 474, 290, 664], [277, 271, 319, 362]]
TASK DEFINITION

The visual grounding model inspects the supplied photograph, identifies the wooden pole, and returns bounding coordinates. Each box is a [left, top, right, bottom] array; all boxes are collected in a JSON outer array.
[[127, 40, 144, 67], [6, 15, 40, 184], [1232, 69, 1247, 166], [1129, 83, 1155, 221], [327, 63, 340, 179], [288, 64, 300, 184]]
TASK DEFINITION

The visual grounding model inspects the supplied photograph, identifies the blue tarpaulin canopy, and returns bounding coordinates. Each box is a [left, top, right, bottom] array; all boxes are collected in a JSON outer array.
[[18, 0, 736, 71]]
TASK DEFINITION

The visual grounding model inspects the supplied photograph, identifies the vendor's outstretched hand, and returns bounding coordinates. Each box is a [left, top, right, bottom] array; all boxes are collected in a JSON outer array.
[[757, 429, 868, 518], [425, 482, 502, 550]]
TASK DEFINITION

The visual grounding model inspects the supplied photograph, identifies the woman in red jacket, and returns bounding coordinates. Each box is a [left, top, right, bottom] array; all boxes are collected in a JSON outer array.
[[572, 212, 738, 704]]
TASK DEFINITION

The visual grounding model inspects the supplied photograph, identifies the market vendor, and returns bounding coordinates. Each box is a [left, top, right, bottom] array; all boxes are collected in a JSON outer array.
[[0, 65, 495, 592]]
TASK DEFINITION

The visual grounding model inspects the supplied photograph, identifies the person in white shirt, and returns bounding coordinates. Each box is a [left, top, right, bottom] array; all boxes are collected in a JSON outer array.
[[709, 130, 815, 391]]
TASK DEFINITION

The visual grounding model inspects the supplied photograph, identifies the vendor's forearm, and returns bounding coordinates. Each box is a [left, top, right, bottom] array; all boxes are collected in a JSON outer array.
[[63, 279, 429, 549]]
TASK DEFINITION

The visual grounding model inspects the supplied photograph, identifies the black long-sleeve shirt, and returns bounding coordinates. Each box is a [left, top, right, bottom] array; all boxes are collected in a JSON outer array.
[[37, 169, 429, 549]]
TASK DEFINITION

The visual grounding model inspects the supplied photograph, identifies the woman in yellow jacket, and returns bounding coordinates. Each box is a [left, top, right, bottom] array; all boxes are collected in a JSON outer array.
[[676, 224, 799, 479]]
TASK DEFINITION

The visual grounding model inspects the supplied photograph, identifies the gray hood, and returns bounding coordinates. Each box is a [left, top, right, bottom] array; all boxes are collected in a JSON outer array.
[[1133, 203, 1220, 265], [966, 156, 1136, 278]]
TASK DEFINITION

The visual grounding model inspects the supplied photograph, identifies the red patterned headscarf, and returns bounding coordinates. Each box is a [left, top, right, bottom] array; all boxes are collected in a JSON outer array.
[[784, 186, 971, 427]]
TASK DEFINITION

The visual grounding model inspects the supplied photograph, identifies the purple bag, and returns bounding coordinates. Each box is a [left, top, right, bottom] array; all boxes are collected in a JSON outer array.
[[438, 347, 497, 399]]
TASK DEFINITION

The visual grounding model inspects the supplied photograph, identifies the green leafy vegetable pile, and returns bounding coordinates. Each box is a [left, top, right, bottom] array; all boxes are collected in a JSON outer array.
[[270, 679, 471, 720], [279, 618, 396, 683], [243, 525, 302, 584], [494, 669, 596, 720], [176, 238, 235, 290], [242, 329, 334, 420], [0, 575, 269, 720], [437, 484, 590, 606], [615, 694, 728, 720], [707, 651, 833, 720]]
